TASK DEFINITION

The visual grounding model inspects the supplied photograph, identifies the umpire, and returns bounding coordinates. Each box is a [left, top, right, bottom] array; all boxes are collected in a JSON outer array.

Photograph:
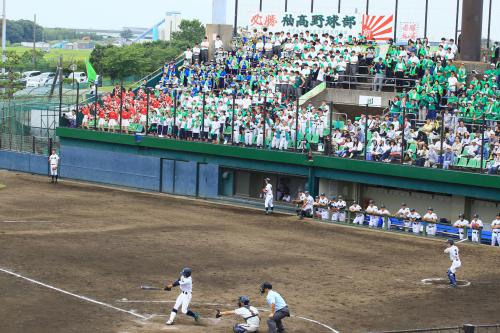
[[260, 282, 290, 333]]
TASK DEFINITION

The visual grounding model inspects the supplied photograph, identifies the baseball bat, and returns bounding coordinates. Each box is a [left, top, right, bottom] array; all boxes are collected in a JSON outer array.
[[140, 285, 162, 291]]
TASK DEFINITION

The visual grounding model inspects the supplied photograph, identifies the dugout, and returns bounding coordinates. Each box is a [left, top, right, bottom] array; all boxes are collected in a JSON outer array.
[[220, 167, 307, 202]]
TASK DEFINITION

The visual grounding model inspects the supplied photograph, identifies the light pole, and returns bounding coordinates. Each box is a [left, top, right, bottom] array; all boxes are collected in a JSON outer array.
[[1, 0, 6, 75]]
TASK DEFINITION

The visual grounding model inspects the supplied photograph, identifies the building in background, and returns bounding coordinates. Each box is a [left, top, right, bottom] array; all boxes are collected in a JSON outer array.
[[160, 11, 182, 41]]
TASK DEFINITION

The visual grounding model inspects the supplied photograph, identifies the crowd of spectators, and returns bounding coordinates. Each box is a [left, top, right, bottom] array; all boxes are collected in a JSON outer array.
[[78, 28, 500, 175]]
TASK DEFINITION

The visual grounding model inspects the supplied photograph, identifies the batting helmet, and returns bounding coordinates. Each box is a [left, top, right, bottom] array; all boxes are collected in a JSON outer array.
[[181, 267, 192, 278], [447, 239, 455, 245], [260, 282, 272, 294], [238, 296, 250, 307], [458, 213, 465, 218]]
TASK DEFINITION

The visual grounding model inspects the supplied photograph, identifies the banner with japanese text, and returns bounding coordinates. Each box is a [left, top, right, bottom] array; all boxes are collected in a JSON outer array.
[[249, 12, 394, 42]]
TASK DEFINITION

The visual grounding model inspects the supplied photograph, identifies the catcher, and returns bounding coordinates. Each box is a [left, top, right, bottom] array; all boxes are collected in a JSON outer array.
[[216, 296, 260, 333]]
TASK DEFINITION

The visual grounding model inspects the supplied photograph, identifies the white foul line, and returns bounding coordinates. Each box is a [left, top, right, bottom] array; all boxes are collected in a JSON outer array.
[[117, 299, 340, 332], [0, 267, 148, 320], [1, 221, 56, 223]]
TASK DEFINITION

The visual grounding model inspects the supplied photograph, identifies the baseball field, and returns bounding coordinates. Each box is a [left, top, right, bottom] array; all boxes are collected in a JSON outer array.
[[0, 170, 498, 333]]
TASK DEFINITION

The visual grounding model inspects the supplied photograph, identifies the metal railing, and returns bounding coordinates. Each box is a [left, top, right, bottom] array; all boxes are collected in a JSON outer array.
[[69, 88, 499, 176]]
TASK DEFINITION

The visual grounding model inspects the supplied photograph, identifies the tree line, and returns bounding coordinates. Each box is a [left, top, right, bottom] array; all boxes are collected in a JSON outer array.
[[0, 19, 103, 44], [89, 19, 205, 82]]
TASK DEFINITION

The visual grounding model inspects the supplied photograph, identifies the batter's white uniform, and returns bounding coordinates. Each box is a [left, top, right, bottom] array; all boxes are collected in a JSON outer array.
[[234, 306, 260, 332], [444, 245, 461, 274], [491, 219, 500, 246], [349, 204, 364, 225], [49, 153, 60, 176], [366, 204, 379, 228], [173, 275, 192, 315], [469, 218, 483, 243], [423, 212, 438, 236], [264, 183, 274, 209], [453, 219, 469, 240]]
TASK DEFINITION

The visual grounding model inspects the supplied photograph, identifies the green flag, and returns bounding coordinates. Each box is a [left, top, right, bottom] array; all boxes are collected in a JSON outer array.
[[86, 61, 97, 83]]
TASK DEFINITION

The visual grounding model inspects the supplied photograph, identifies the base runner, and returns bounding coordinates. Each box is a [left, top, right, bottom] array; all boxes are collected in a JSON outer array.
[[164, 267, 200, 325], [216, 296, 260, 332]]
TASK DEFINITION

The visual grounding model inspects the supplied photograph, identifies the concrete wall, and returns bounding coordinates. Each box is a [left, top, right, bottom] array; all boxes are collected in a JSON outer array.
[[0, 150, 48, 175], [59, 145, 220, 198], [61, 146, 161, 191], [307, 88, 395, 109]]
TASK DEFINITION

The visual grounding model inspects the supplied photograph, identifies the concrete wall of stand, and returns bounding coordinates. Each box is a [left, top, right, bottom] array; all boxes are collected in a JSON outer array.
[[59, 146, 219, 197], [0, 150, 49, 175]]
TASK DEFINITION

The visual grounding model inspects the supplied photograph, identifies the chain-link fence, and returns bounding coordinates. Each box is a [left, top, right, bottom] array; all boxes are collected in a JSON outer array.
[[0, 85, 80, 155]]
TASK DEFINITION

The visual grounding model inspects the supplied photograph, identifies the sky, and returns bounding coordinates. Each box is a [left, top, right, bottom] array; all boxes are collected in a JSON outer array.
[[5, 0, 500, 41]]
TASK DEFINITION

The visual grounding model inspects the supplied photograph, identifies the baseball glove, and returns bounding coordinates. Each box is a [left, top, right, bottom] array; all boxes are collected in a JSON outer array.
[[215, 309, 222, 318], [164, 286, 172, 291]]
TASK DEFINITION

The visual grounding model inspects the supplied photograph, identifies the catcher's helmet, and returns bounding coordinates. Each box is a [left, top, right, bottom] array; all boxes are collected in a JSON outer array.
[[260, 282, 272, 294], [447, 239, 455, 245], [181, 267, 192, 278], [238, 296, 250, 306]]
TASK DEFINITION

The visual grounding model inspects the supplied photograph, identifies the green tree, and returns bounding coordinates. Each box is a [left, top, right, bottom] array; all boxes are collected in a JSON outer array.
[[171, 19, 205, 46], [0, 19, 43, 43]]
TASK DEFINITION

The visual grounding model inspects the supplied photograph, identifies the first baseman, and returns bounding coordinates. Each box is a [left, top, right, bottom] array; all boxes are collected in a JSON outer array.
[[164, 267, 199, 325], [216, 296, 260, 333], [444, 239, 461, 288]]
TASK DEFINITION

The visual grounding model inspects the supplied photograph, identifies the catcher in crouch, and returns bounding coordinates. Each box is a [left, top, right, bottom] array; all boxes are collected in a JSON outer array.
[[216, 296, 260, 333]]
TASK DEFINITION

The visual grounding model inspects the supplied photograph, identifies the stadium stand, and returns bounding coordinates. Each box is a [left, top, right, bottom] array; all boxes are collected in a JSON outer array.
[[75, 29, 500, 175]]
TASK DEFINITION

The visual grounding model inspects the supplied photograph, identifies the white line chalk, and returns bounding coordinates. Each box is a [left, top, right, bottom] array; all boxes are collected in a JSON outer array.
[[117, 299, 340, 332], [0, 267, 148, 320]]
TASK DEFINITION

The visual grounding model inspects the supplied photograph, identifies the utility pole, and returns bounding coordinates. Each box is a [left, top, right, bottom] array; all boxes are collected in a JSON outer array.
[[1, 0, 6, 75], [33, 14, 36, 66]]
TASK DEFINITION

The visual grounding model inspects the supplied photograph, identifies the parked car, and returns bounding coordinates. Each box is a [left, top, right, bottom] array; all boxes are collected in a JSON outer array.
[[66, 71, 88, 84], [19, 71, 42, 83], [26, 72, 56, 87]]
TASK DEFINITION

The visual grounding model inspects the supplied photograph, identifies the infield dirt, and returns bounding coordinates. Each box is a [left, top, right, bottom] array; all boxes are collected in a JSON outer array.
[[0, 170, 499, 333]]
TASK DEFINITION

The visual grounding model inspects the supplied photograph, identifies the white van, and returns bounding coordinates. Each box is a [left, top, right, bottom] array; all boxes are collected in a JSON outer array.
[[20, 71, 42, 83], [26, 72, 56, 87], [67, 72, 88, 84]]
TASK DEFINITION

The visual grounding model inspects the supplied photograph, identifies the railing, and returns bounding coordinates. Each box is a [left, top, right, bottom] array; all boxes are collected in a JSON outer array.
[[313, 209, 496, 245], [69, 87, 499, 176]]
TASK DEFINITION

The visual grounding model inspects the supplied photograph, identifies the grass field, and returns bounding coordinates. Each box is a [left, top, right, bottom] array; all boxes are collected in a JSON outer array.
[[6, 46, 91, 65]]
